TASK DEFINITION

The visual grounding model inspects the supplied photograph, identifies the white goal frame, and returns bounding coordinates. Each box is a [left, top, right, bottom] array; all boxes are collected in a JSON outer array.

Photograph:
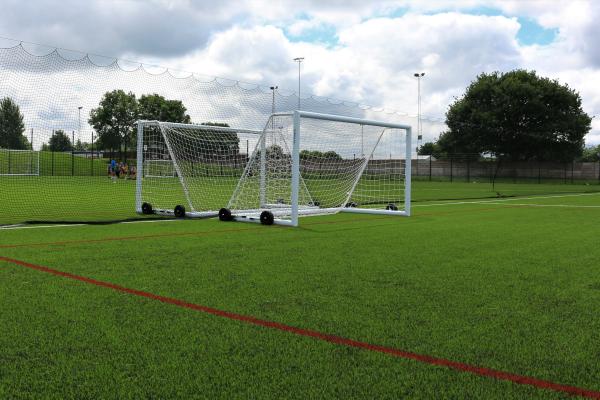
[[229, 110, 412, 227], [135, 120, 263, 218], [0, 149, 40, 176]]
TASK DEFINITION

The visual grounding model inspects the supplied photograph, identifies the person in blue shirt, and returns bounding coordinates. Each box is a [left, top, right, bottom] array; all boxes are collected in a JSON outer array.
[[110, 159, 117, 182]]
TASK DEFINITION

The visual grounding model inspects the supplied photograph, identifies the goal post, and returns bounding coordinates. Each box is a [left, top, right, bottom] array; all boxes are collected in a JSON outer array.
[[224, 111, 412, 227], [135, 120, 263, 218], [0, 149, 40, 176]]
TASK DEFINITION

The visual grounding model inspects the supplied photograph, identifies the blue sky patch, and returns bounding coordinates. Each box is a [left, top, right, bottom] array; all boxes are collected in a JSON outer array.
[[516, 17, 558, 45], [284, 20, 338, 46], [420, 6, 558, 46]]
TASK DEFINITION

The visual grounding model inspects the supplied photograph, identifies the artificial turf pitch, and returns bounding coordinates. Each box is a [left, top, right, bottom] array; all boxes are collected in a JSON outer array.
[[1, 188, 600, 398]]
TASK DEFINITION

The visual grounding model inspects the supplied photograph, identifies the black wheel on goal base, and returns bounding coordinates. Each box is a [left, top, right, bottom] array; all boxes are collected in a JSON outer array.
[[218, 208, 233, 222], [141, 202, 153, 215], [345, 201, 357, 208], [260, 211, 274, 226], [386, 203, 398, 211], [174, 205, 186, 218]]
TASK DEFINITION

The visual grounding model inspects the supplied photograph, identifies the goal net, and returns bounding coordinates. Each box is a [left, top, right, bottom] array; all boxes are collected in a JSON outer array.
[[143, 159, 176, 178], [0, 149, 40, 176], [224, 111, 411, 226], [136, 120, 262, 217]]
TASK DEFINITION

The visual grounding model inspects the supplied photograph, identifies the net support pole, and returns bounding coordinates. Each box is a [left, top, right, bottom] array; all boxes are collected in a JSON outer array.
[[405, 126, 412, 216], [290, 111, 301, 227], [135, 121, 144, 213], [259, 133, 267, 208]]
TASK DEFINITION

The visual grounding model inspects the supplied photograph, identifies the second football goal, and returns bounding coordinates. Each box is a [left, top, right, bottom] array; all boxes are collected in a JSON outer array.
[[135, 120, 262, 218], [220, 111, 412, 226]]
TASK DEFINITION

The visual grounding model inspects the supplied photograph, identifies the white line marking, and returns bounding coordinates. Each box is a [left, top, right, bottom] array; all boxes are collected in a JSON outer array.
[[0, 218, 181, 230], [414, 192, 600, 207], [481, 202, 600, 208]]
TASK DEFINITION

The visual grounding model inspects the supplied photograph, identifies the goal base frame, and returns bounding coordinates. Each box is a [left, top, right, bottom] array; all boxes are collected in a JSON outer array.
[[228, 205, 409, 226], [136, 206, 218, 219]]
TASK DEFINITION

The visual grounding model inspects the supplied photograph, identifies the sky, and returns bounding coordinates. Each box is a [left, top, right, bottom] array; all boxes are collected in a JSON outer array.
[[1, 0, 599, 145]]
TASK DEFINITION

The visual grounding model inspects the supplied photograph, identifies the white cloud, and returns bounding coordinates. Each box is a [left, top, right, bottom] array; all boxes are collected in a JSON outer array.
[[1, 0, 599, 144]]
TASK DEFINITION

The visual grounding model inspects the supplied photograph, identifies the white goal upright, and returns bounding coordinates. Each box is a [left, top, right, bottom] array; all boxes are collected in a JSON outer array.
[[0, 149, 40, 176], [220, 111, 411, 227], [135, 120, 262, 218]]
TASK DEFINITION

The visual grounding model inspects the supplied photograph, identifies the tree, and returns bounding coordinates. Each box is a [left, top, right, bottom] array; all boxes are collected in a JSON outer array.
[[0, 97, 28, 149], [438, 70, 592, 161], [323, 150, 342, 161], [48, 130, 73, 151], [74, 139, 88, 151], [266, 144, 285, 159], [300, 150, 342, 160], [88, 90, 138, 160], [578, 145, 600, 162], [417, 142, 440, 156], [200, 122, 239, 157], [138, 94, 191, 123]]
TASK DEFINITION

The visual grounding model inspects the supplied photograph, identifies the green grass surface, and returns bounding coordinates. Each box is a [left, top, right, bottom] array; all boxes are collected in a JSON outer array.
[[0, 150, 109, 176], [1, 192, 600, 398], [2, 175, 600, 225]]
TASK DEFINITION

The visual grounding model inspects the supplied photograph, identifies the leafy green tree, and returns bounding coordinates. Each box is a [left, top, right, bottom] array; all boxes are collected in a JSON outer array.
[[88, 90, 138, 160], [417, 142, 438, 156], [200, 122, 239, 157], [74, 139, 89, 151], [48, 130, 73, 151], [300, 150, 321, 159], [578, 145, 600, 162], [138, 94, 191, 123], [266, 144, 285, 159], [300, 150, 342, 160], [438, 70, 591, 161], [323, 150, 342, 160], [0, 97, 28, 149]]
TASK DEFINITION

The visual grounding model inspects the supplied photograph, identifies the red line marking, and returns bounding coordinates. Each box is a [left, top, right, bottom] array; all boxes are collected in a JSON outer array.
[[0, 225, 262, 249], [1, 256, 599, 398]]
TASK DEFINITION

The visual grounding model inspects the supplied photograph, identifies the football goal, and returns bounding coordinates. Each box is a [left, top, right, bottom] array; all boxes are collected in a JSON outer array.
[[0, 149, 40, 176], [135, 120, 262, 218], [220, 111, 412, 226]]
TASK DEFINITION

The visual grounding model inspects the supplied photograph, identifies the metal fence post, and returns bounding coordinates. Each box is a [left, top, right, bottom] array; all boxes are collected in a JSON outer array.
[[72, 131, 75, 176], [466, 159, 470, 182], [429, 155, 432, 181]]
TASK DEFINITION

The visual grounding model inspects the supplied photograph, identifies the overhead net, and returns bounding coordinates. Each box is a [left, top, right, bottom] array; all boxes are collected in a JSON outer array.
[[0, 43, 432, 225]]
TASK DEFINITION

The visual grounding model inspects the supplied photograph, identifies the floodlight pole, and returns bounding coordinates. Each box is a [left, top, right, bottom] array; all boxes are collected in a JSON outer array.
[[293, 57, 304, 110], [413, 72, 425, 142], [413, 72, 425, 177], [270, 85, 278, 129], [78, 106, 83, 147]]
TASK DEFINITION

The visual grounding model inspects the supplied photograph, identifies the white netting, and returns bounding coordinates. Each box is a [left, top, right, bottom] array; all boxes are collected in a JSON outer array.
[[0, 42, 433, 224], [0, 149, 39, 176], [228, 114, 409, 222], [140, 121, 260, 215]]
